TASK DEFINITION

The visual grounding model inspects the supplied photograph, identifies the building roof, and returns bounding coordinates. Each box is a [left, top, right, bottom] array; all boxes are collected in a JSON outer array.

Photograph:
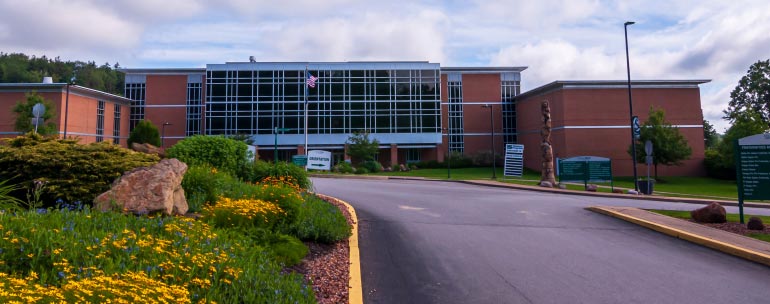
[[0, 83, 132, 104], [441, 66, 527, 74], [119, 68, 206, 75], [514, 79, 712, 100]]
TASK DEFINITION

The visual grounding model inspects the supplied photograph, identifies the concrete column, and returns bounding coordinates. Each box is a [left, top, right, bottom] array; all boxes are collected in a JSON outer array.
[[390, 144, 398, 167], [297, 145, 305, 155]]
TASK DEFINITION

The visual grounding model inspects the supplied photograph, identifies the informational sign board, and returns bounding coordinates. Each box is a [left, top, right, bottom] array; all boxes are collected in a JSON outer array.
[[503, 144, 524, 177], [558, 156, 613, 190], [292, 155, 307, 167], [735, 133, 770, 223], [632, 116, 641, 139], [307, 150, 332, 170]]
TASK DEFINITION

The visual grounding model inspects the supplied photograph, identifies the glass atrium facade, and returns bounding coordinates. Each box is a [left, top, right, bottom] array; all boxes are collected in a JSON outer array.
[[205, 62, 442, 147]]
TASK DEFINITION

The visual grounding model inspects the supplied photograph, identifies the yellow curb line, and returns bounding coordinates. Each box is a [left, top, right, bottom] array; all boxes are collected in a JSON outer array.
[[587, 206, 770, 267], [316, 194, 363, 304]]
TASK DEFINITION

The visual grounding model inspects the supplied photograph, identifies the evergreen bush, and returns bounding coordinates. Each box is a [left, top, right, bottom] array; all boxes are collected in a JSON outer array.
[[127, 120, 161, 147], [166, 135, 249, 175], [361, 160, 383, 173], [0, 133, 159, 205], [333, 161, 354, 174], [238, 160, 311, 190]]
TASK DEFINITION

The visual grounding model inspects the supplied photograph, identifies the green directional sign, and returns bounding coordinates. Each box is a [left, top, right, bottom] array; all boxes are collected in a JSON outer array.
[[558, 156, 614, 190], [559, 160, 587, 182], [735, 133, 770, 223], [292, 155, 307, 167]]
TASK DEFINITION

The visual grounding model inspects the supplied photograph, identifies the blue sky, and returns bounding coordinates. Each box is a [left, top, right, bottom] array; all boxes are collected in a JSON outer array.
[[1, 0, 769, 132]]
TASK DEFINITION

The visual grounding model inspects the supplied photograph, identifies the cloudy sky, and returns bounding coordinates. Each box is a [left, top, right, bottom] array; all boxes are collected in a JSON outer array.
[[1, 0, 768, 132]]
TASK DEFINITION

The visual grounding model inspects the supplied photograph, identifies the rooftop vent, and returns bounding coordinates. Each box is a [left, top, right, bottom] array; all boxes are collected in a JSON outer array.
[[249, 56, 256, 63], [42, 77, 53, 84]]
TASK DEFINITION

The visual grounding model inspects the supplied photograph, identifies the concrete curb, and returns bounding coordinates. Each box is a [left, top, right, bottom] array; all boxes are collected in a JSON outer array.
[[586, 206, 770, 267], [314, 193, 363, 304]]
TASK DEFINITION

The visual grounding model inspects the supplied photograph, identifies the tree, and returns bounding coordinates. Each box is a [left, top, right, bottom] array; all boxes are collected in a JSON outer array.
[[345, 131, 380, 164], [705, 110, 769, 179], [13, 92, 58, 135], [724, 59, 770, 128], [127, 120, 161, 147], [627, 106, 692, 179], [703, 119, 719, 149]]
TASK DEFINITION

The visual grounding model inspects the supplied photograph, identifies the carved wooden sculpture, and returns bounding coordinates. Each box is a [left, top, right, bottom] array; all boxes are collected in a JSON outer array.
[[540, 101, 556, 186]]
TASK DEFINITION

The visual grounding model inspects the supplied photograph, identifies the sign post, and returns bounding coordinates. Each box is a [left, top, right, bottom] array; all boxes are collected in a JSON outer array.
[[503, 144, 524, 177], [644, 140, 653, 194], [32, 103, 45, 134], [735, 133, 770, 224], [558, 156, 613, 191]]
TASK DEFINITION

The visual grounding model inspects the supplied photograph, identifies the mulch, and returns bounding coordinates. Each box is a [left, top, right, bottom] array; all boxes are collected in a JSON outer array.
[[285, 196, 354, 304], [699, 221, 770, 236]]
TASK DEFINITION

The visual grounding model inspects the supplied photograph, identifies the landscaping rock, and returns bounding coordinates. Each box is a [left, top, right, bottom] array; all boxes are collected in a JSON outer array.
[[585, 184, 598, 192], [557, 183, 567, 189], [747, 216, 765, 230], [131, 142, 164, 157], [690, 202, 727, 223], [94, 158, 188, 216], [539, 181, 553, 188], [627, 190, 639, 195]]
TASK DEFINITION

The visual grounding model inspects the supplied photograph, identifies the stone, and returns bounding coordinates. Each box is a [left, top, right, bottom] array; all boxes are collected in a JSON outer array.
[[557, 183, 567, 189], [94, 158, 188, 216], [612, 189, 624, 194], [627, 190, 639, 195], [690, 202, 727, 223], [585, 184, 598, 192], [747, 216, 765, 230], [539, 181, 553, 188], [131, 142, 164, 157], [399, 164, 408, 171]]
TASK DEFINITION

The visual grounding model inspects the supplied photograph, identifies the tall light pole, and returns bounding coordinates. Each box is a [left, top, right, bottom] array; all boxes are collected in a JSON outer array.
[[274, 127, 290, 163], [444, 127, 451, 179], [63, 75, 75, 139], [161, 122, 171, 148], [624, 21, 639, 191], [482, 104, 496, 180]]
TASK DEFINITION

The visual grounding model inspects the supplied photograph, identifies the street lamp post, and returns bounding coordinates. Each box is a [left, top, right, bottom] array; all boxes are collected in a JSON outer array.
[[63, 75, 75, 139], [444, 127, 451, 179], [161, 122, 171, 148], [624, 21, 639, 191], [274, 127, 290, 163], [482, 104, 496, 180]]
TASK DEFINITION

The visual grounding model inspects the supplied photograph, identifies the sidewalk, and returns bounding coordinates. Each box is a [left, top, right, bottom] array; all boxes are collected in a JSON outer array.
[[587, 206, 770, 267]]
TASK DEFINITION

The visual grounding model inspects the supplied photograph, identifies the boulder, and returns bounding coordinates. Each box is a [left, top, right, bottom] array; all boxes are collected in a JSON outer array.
[[585, 184, 598, 192], [539, 181, 553, 188], [627, 190, 639, 195], [131, 142, 164, 157], [747, 216, 765, 231], [690, 202, 727, 223], [557, 183, 567, 189], [94, 158, 188, 216]]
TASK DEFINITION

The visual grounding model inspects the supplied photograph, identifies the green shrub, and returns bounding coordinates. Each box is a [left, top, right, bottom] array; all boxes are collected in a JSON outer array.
[[0, 133, 159, 205], [361, 160, 383, 173], [235, 227, 309, 266], [290, 195, 351, 243], [333, 161, 354, 174], [354, 167, 369, 175], [181, 165, 241, 213], [166, 135, 249, 175], [0, 178, 24, 211], [127, 120, 161, 147], [239, 160, 311, 190]]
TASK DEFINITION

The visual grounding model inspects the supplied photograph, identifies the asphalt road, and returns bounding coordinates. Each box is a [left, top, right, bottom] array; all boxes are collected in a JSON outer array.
[[312, 178, 770, 304]]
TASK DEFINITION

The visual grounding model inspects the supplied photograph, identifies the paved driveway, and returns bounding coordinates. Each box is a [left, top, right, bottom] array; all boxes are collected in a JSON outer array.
[[313, 178, 770, 304]]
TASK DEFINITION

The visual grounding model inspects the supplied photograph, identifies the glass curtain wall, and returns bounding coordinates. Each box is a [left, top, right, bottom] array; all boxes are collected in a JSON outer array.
[[501, 72, 521, 144], [125, 75, 146, 132], [447, 73, 464, 153]]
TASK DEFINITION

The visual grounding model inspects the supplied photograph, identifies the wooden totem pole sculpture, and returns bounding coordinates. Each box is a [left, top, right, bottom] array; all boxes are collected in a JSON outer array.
[[540, 101, 556, 186]]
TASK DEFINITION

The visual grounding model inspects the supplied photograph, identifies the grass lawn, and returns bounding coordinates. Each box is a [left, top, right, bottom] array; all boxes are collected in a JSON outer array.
[[648, 209, 770, 243], [365, 166, 749, 201]]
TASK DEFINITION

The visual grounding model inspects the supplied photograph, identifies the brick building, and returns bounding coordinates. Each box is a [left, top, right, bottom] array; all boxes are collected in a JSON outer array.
[[0, 62, 711, 177]]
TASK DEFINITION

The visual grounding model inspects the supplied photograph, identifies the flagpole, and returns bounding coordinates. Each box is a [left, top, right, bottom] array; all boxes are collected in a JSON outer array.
[[304, 64, 309, 171]]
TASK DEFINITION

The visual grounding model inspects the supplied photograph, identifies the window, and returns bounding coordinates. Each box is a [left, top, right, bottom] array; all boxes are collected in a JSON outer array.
[[501, 72, 521, 144], [186, 76, 203, 136], [113, 105, 121, 144], [125, 82, 145, 131], [447, 73, 464, 153], [406, 149, 421, 163], [96, 100, 105, 142]]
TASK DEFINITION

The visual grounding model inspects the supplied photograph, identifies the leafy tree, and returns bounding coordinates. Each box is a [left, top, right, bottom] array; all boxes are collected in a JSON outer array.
[[345, 131, 380, 164], [703, 119, 719, 149], [724, 59, 770, 128], [627, 106, 692, 179], [13, 92, 58, 135], [0, 52, 124, 94], [127, 120, 161, 147], [705, 110, 769, 179]]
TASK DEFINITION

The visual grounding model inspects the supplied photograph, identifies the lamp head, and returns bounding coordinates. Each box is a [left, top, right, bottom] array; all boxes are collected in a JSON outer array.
[[624, 21, 635, 26]]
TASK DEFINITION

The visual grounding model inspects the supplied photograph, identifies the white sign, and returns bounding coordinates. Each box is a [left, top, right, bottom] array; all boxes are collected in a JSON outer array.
[[307, 150, 332, 170], [504, 144, 525, 177]]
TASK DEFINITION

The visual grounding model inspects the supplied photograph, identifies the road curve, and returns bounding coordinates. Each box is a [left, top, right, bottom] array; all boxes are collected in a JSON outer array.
[[312, 178, 770, 304]]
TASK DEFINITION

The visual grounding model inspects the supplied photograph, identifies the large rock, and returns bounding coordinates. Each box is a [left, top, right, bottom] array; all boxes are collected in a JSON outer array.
[[94, 158, 188, 216], [585, 184, 598, 192], [747, 216, 765, 230], [690, 202, 727, 223]]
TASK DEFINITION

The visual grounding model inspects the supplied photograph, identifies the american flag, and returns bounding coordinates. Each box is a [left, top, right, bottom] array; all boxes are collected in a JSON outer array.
[[306, 72, 318, 88]]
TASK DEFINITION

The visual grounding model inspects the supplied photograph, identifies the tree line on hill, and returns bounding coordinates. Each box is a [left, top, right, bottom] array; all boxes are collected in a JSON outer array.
[[0, 52, 124, 95]]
